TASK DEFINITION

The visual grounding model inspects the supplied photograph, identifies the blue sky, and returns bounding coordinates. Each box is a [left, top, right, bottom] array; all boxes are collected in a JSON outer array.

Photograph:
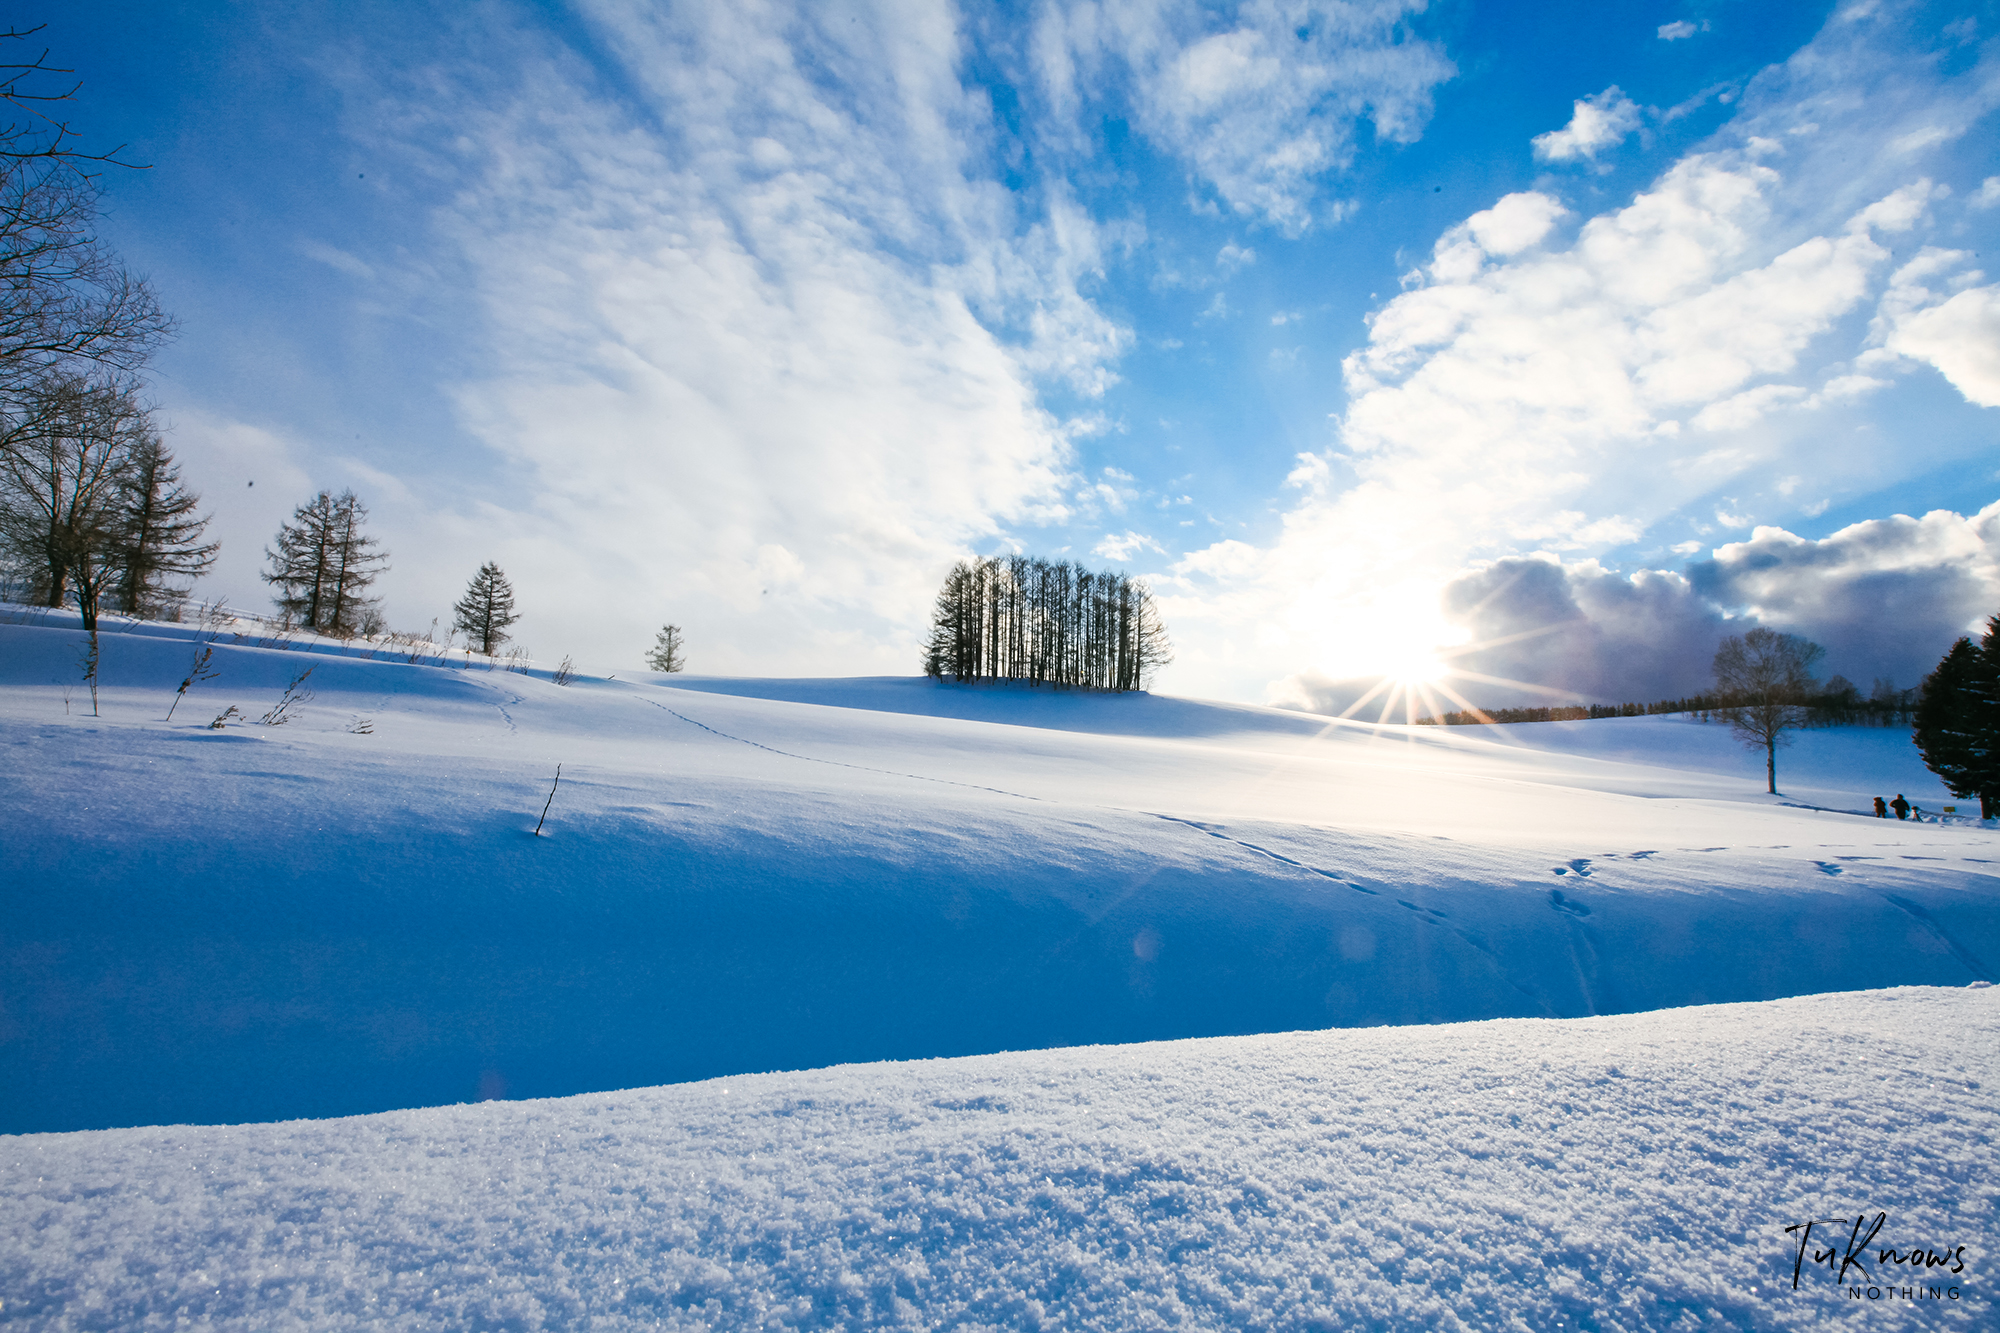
[[56, 0, 2000, 708]]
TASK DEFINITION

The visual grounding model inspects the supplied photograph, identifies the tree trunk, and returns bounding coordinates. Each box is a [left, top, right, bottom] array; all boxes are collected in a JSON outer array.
[[1766, 740, 1776, 794]]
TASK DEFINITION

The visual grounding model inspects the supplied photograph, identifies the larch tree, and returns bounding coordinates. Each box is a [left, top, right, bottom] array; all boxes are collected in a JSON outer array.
[[646, 623, 686, 673], [262, 489, 387, 636], [920, 555, 1172, 692], [1913, 619, 1999, 818], [1712, 627, 1825, 794], [452, 561, 519, 655], [109, 430, 215, 615]]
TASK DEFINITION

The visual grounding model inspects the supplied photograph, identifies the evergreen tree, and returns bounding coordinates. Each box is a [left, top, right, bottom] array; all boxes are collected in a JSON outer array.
[[646, 623, 686, 673], [1913, 621, 1999, 818], [110, 431, 216, 615], [262, 489, 387, 636], [452, 562, 519, 655]]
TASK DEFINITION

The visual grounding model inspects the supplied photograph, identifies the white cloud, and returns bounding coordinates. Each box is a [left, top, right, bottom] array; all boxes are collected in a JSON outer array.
[[298, 239, 375, 281], [1217, 242, 1256, 271], [1279, 502, 2000, 711], [1657, 21, 1700, 42], [1158, 0, 2000, 702], [1691, 383, 1809, 432], [1887, 285, 2000, 406], [1531, 87, 1643, 164], [1874, 249, 2000, 406], [1688, 502, 2000, 680], [1972, 176, 2000, 208], [1815, 372, 1888, 401], [1034, 1, 1455, 234], [1093, 530, 1165, 561]]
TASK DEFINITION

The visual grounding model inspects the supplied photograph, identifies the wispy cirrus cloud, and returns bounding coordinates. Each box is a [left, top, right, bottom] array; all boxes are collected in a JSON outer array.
[[291, 1, 1138, 672], [1032, 0, 1453, 234]]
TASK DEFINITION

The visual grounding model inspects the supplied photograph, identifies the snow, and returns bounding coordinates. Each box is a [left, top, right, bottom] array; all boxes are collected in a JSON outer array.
[[4, 988, 1992, 1330], [3, 610, 1997, 1328]]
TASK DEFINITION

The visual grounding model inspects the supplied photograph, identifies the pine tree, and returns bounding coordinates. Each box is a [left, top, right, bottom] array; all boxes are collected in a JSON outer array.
[[452, 561, 519, 655], [110, 432, 216, 616], [646, 623, 686, 673], [262, 489, 387, 635], [1913, 620, 1999, 818]]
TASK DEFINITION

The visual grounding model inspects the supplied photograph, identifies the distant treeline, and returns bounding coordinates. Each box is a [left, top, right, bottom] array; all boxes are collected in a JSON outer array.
[[923, 554, 1172, 692], [1416, 678, 1919, 728]]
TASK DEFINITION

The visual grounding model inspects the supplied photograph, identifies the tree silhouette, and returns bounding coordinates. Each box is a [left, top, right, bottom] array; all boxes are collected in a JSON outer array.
[[1913, 619, 1998, 819], [452, 561, 519, 655], [1712, 627, 1824, 794], [922, 555, 1171, 692], [0, 28, 172, 402]]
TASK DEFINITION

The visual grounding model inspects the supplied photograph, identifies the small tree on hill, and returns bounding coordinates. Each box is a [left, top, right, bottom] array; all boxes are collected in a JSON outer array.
[[1713, 627, 1824, 794], [452, 561, 519, 655], [263, 489, 386, 635], [646, 623, 686, 673], [110, 431, 216, 615], [1913, 618, 1998, 818]]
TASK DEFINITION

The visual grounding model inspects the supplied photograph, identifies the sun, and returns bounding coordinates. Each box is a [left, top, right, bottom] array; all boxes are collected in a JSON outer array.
[[1381, 647, 1447, 689]]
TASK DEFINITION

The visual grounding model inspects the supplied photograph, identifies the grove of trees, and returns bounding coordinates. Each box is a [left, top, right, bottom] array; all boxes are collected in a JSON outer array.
[[1914, 616, 1998, 818], [922, 555, 1171, 692]]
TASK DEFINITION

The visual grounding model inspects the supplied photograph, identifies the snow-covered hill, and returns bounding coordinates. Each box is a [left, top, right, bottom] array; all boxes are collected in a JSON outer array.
[[2, 613, 1992, 1135], [3, 612, 1997, 1329]]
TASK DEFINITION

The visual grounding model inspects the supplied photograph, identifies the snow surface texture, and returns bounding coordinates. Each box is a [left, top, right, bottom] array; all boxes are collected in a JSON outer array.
[[2, 612, 1995, 1135], [3, 988, 1992, 1331]]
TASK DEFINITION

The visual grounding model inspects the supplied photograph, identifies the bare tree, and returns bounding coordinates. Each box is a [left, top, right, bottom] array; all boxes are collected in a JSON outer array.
[[0, 371, 150, 629], [263, 489, 387, 636], [1713, 627, 1825, 794], [109, 431, 215, 615], [452, 561, 519, 655], [0, 29, 171, 405], [646, 623, 686, 673]]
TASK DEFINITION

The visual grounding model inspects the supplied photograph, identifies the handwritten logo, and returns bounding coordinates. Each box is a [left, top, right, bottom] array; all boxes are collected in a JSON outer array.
[[1786, 1212, 1969, 1302]]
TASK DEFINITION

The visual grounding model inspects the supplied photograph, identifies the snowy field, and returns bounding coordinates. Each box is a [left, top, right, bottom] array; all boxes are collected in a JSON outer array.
[[2, 611, 1996, 1328], [4, 988, 1992, 1331]]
